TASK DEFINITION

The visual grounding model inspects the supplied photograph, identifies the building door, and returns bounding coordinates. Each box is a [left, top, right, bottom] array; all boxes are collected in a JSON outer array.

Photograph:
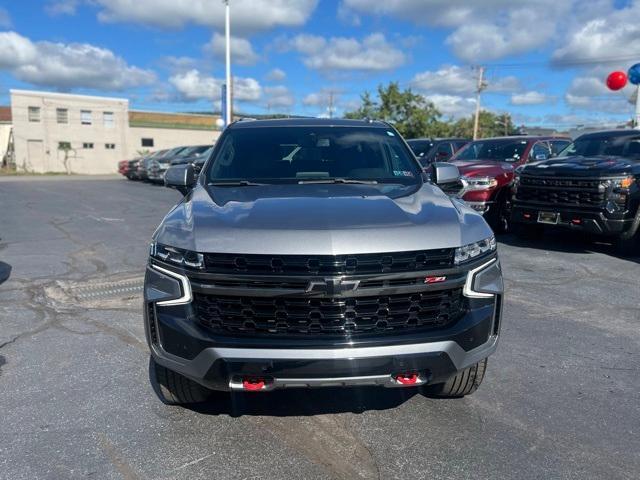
[[27, 140, 45, 172]]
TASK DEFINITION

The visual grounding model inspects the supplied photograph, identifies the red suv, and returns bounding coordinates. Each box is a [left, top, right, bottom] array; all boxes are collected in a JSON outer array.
[[450, 136, 571, 232]]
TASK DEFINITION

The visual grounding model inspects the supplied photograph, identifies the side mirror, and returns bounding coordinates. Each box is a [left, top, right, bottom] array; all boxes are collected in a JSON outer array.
[[164, 164, 196, 195], [432, 162, 460, 185], [535, 153, 548, 161]]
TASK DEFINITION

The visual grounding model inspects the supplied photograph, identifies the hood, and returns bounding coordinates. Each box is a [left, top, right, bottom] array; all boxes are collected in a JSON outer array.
[[452, 159, 515, 178], [522, 155, 640, 177], [154, 183, 492, 255]]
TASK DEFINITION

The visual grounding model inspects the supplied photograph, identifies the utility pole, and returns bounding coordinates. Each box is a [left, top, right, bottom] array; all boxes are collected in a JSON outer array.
[[635, 84, 640, 129], [328, 91, 334, 119], [224, 0, 232, 126], [473, 66, 486, 140]]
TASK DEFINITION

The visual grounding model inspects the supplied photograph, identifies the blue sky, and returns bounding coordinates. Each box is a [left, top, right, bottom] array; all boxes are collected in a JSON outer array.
[[1, 0, 640, 129]]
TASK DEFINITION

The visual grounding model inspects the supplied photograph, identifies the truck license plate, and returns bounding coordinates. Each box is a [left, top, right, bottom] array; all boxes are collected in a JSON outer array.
[[537, 211, 558, 224]]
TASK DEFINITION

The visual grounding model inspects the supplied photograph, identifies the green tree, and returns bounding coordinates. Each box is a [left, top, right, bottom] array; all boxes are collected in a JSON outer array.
[[450, 111, 519, 139], [344, 82, 445, 138]]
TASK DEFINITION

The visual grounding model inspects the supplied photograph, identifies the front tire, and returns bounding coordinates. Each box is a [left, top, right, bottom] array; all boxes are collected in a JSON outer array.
[[150, 357, 211, 405], [614, 231, 638, 256], [513, 223, 544, 239], [425, 359, 488, 398], [487, 193, 510, 234]]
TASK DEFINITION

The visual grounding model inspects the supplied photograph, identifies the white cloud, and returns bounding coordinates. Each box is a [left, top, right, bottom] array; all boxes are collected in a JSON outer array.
[[169, 69, 261, 103], [45, 0, 79, 15], [0, 31, 155, 90], [286, 33, 405, 72], [205, 33, 259, 66], [511, 91, 556, 105], [410, 65, 520, 95], [264, 85, 295, 109], [425, 94, 476, 119], [0, 7, 12, 28], [303, 92, 328, 106], [552, 2, 640, 66], [563, 74, 633, 114], [265, 68, 286, 82], [341, 0, 573, 61], [163, 56, 198, 73], [93, 0, 318, 33]]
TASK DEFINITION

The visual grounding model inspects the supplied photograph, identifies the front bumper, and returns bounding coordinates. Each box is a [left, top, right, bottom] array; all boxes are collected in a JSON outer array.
[[511, 204, 632, 236], [144, 257, 503, 391]]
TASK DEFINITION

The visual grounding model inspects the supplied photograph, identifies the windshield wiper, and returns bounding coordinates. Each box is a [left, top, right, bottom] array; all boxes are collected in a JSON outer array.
[[297, 178, 378, 185], [207, 180, 267, 186]]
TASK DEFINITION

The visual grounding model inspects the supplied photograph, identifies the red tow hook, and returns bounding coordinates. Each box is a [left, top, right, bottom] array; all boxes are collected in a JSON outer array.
[[395, 373, 419, 385], [242, 378, 266, 391]]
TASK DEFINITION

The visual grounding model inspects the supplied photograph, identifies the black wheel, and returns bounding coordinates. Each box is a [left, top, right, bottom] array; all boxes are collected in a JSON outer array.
[[488, 193, 510, 234], [614, 231, 639, 256], [513, 223, 544, 239], [424, 359, 488, 398], [150, 357, 211, 405]]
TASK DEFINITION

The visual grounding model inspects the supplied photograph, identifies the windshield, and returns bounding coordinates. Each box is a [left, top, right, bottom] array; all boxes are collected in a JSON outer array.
[[558, 134, 640, 157], [455, 139, 528, 162], [207, 126, 422, 185], [178, 145, 211, 157]]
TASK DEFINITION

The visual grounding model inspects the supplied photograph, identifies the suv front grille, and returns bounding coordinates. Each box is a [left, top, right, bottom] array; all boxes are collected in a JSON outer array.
[[516, 175, 606, 207], [194, 288, 464, 337], [203, 249, 454, 276]]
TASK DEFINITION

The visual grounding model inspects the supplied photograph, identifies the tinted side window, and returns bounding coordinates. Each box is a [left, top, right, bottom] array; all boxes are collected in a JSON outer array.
[[548, 140, 570, 156], [434, 142, 453, 160]]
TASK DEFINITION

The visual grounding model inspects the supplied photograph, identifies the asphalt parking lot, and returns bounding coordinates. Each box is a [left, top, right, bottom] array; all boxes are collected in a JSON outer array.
[[0, 175, 639, 480]]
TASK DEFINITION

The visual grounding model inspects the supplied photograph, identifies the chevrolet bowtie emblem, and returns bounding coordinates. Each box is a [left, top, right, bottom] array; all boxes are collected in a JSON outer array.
[[306, 278, 360, 295]]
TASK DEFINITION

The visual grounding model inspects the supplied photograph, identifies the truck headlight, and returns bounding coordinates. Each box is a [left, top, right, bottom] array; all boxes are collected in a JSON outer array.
[[150, 242, 204, 269], [454, 236, 497, 265], [461, 176, 498, 191], [610, 176, 634, 190]]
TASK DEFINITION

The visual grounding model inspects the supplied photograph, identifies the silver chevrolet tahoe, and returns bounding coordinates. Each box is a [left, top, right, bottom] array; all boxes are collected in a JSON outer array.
[[144, 118, 503, 405]]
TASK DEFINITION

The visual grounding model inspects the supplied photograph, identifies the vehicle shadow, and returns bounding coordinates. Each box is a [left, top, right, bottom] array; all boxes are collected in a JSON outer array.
[[498, 230, 640, 264], [188, 386, 436, 417], [0, 261, 11, 285]]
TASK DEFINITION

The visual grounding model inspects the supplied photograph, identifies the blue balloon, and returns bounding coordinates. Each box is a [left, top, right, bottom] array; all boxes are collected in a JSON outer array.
[[628, 63, 640, 85]]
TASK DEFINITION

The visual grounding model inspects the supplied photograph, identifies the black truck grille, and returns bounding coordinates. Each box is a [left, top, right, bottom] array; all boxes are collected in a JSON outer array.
[[194, 288, 464, 337], [203, 249, 454, 276], [516, 176, 606, 207]]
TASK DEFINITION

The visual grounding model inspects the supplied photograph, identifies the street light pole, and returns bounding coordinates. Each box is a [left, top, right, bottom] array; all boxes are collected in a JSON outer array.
[[224, 0, 232, 126]]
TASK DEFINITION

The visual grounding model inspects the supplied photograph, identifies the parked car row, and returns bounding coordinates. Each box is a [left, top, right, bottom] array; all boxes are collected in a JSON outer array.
[[408, 131, 639, 254], [117, 144, 213, 183]]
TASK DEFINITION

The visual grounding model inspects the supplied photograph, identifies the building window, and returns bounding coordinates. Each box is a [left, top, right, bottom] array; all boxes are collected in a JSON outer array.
[[28, 106, 41, 122], [83, 143, 94, 149], [105, 143, 116, 150], [103, 111, 114, 128], [81, 110, 92, 125], [141, 138, 154, 147], [58, 142, 71, 150], [56, 108, 68, 124]]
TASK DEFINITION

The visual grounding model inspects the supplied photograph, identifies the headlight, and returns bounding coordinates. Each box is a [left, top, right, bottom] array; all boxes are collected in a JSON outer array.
[[454, 236, 497, 265], [610, 176, 634, 190], [461, 176, 498, 191], [150, 242, 204, 269]]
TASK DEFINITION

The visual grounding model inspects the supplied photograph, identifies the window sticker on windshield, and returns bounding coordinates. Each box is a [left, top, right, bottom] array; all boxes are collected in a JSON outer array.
[[317, 138, 330, 147], [386, 131, 395, 136], [393, 170, 414, 177]]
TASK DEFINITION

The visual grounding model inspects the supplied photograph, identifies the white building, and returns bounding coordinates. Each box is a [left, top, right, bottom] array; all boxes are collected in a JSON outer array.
[[10, 90, 221, 174]]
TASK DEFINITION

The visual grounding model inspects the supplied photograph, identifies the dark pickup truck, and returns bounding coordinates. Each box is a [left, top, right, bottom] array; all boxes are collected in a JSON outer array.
[[511, 130, 640, 253]]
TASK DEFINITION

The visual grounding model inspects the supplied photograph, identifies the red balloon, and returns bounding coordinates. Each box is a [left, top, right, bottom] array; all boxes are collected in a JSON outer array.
[[606, 71, 628, 91]]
